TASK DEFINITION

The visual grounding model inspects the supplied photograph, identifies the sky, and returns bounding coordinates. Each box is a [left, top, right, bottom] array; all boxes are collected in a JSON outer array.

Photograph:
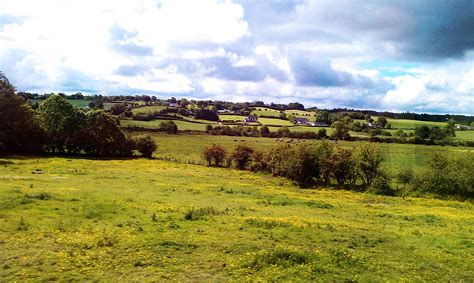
[[0, 0, 473, 114]]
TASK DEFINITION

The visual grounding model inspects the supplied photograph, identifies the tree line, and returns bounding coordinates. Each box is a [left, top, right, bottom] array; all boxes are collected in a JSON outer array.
[[0, 72, 156, 157], [203, 142, 473, 199]]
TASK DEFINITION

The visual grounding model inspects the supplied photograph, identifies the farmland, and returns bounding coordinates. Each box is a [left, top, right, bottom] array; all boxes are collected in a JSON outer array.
[[1, 156, 473, 281], [127, 132, 472, 175]]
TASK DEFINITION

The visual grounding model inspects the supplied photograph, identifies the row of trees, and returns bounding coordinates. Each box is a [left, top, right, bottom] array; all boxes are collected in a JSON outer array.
[[0, 73, 157, 157], [203, 141, 473, 199], [203, 141, 389, 191]]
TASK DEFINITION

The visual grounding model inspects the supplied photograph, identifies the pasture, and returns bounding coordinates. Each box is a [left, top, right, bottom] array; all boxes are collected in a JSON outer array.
[[130, 132, 472, 174], [131, 105, 167, 114], [0, 157, 473, 281]]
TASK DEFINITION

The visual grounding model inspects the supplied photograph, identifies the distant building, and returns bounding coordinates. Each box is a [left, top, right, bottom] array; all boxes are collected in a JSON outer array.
[[245, 115, 258, 123], [294, 118, 309, 125], [455, 124, 472, 130], [314, 122, 330, 127], [217, 109, 234, 114], [168, 103, 180, 108]]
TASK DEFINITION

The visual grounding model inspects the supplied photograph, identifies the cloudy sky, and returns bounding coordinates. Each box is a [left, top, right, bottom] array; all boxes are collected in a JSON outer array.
[[1, 0, 473, 114]]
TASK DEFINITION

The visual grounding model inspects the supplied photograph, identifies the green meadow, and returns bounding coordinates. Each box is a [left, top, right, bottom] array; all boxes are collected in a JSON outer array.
[[132, 132, 472, 174], [1, 157, 473, 281]]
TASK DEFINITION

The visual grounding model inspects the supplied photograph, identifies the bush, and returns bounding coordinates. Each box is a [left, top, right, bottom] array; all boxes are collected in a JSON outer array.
[[230, 144, 254, 169], [354, 142, 384, 186], [159, 121, 178, 134], [369, 170, 394, 196], [202, 144, 227, 167], [133, 134, 157, 158], [409, 153, 474, 199]]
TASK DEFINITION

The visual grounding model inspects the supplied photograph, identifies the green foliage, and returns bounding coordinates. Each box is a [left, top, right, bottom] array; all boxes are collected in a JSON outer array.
[[330, 121, 351, 140], [369, 171, 394, 196], [260, 125, 270, 137], [202, 144, 227, 166], [230, 144, 254, 169], [354, 142, 384, 186], [81, 111, 134, 156], [183, 207, 221, 221], [159, 121, 178, 134], [329, 147, 357, 185], [410, 153, 474, 199], [133, 134, 157, 158], [0, 72, 44, 153]]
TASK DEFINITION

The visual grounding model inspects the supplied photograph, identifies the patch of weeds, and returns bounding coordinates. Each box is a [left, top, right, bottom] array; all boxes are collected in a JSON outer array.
[[97, 234, 118, 247], [419, 214, 440, 223], [159, 241, 198, 250], [245, 218, 291, 229], [306, 200, 334, 209], [17, 217, 28, 231], [258, 198, 294, 206], [25, 192, 53, 200], [244, 247, 312, 271], [184, 206, 221, 221], [0, 160, 14, 166]]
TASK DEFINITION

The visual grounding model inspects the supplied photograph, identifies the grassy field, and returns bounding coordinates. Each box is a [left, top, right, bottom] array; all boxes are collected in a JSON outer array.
[[218, 115, 245, 122], [453, 130, 474, 141], [258, 118, 294, 127], [30, 99, 119, 110], [386, 119, 447, 129], [252, 107, 282, 118], [129, 132, 472, 175], [120, 119, 217, 131], [1, 157, 473, 281], [131, 105, 167, 114]]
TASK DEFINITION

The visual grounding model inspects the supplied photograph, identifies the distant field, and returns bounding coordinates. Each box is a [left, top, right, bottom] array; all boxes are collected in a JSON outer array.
[[252, 107, 282, 118], [218, 115, 245, 122], [285, 109, 316, 118], [121, 119, 217, 131], [1, 157, 472, 281], [131, 105, 167, 114], [29, 99, 118, 110], [387, 119, 447, 129], [131, 132, 472, 174], [453, 130, 474, 141], [258, 117, 294, 127]]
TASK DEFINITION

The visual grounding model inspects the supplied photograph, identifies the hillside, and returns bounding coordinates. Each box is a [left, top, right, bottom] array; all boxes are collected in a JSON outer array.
[[1, 157, 473, 281]]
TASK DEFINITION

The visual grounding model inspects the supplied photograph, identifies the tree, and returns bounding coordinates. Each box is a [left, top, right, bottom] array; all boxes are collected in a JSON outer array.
[[330, 121, 351, 140], [81, 111, 134, 156], [397, 167, 414, 190], [134, 134, 157, 158], [230, 144, 254, 169], [202, 144, 227, 166], [159, 121, 178, 134], [415, 125, 430, 139], [329, 147, 356, 185], [317, 111, 331, 124], [110, 103, 127, 115], [377, 116, 388, 128], [354, 142, 384, 186], [38, 95, 85, 153], [288, 102, 304, 110], [0, 72, 44, 153], [194, 108, 219, 121], [318, 128, 327, 139], [260, 125, 270, 137], [180, 98, 190, 108]]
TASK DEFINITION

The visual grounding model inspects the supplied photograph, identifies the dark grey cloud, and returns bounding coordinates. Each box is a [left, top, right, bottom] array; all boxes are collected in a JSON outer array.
[[289, 54, 374, 88], [240, 0, 474, 60]]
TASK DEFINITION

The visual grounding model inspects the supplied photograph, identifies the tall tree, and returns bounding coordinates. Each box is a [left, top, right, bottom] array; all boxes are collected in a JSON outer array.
[[0, 72, 44, 153], [38, 95, 84, 153]]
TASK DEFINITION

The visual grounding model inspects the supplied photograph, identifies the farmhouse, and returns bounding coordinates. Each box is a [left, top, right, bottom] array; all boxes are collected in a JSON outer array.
[[294, 117, 309, 125], [168, 102, 180, 108], [245, 115, 258, 123], [455, 124, 472, 130]]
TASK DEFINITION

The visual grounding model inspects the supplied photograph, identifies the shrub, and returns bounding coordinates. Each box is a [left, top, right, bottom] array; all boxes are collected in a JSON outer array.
[[369, 170, 394, 196], [230, 144, 254, 170], [202, 144, 227, 167], [159, 121, 178, 134], [354, 142, 384, 186], [133, 134, 157, 158]]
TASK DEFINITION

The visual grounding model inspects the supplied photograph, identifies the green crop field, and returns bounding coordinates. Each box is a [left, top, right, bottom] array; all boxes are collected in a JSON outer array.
[[252, 107, 282, 118], [131, 105, 167, 114], [218, 115, 245, 122], [285, 109, 316, 118], [386, 119, 447, 129], [0, 157, 472, 281], [121, 119, 217, 131], [258, 117, 294, 127], [453, 130, 474, 141], [128, 132, 472, 175]]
